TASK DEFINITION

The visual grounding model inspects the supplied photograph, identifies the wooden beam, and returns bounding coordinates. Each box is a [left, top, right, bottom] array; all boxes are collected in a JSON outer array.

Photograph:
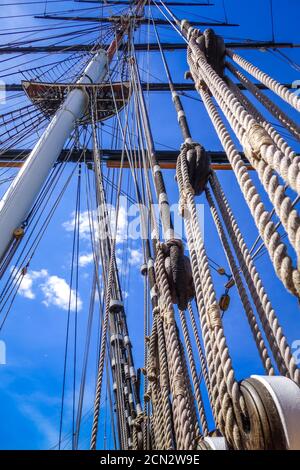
[[74, 0, 214, 5], [3, 82, 295, 92], [0, 42, 298, 55], [35, 15, 239, 27], [0, 149, 251, 171]]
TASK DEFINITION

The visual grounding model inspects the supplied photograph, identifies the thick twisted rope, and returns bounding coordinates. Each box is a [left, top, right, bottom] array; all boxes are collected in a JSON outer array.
[[187, 303, 211, 397], [177, 151, 246, 449], [156, 313, 175, 449], [90, 255, 115, 450], [179, 309, 209, 435], [176, 155, 223, 430], [150, 381, 165, 450], [188, 44, 300, 273], [210, 171, 300, 384], [194, 81, 300, 298], [155, 245, 198, 449], [179, 337, 202, 440], [209, 81, 300, 267], [226, 75, 297, 162], [226, 61, 300, 142], [205, 186, 275, 375], [226, 48, 300, 112]]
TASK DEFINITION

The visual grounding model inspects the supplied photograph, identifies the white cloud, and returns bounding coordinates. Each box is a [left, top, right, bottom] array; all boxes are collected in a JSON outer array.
[[78, 252, 94, 267], [14, 267, 82, 312], [40, 275, 82, 312], [16, 269, 48, 300], [128, 248, 143, 267], [62, 210, 93, 241], [62, 205, 128, 244]]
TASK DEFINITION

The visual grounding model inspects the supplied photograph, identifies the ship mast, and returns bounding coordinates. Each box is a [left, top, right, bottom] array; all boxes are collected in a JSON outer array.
[[0, 0, 300, 452], [0, 1, 146, 269]]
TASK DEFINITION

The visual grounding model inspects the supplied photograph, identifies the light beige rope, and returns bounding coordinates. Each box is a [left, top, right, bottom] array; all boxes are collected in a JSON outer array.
[[208, 81, 300, 269], [226, 75, 297, 162], [187, 303, 211, 398], [194, 81, 300, 298], [155, 245, 198, 449], [205, 186, 275, 375], [226, 61, 300, 142], [156, 313, 174, 449], [177, 150, 245, 449], [226, 48, 300, 112], [179, 309, 209, 435], [188, 43, 300, 272], [210, 171, 300, 384]]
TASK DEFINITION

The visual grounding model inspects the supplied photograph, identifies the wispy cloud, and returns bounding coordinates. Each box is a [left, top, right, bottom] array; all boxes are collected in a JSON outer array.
[[15, 268, 82, 312], [17, 269, 48, 300], [78, 253, 94, 267], [128, 248, 143, 267], [62, 210, 93, 241], [62, 206, 128, 244], [40, 275, 82, 312]]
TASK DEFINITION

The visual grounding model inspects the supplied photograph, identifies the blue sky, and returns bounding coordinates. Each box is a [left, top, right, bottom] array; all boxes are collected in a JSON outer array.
[[0, 0, 300, 450]]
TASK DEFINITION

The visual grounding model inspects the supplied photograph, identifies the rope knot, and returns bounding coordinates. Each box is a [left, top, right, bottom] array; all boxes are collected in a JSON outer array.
[[144, 388, 152, 403], [195, 78, 210, 92], [147, 363, 157, 382], [243, 123, 274, 161], [152, 306, 160, 317], [207, 303, 222, 329], [162, 305, 175, 326], [133, 413, 144, 428], [173, 374, 186, 398]]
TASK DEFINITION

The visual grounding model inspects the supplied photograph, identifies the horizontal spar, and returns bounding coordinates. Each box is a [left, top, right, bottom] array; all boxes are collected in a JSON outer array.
[[0, 42, 299, 54], [74, 0, 215, 5], [0, 148, 252, 170], [35, 15, 239, 27], [2, 82, 295, 92]]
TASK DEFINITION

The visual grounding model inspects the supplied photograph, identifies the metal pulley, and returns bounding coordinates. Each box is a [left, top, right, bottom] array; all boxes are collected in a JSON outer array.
[[109, 299, 124, 314], [198, 436, 228, 450], [239, 375, 300, 450]]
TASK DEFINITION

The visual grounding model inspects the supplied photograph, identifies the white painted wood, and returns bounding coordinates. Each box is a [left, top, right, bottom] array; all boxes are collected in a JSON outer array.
[[0, 51, 107, 261]]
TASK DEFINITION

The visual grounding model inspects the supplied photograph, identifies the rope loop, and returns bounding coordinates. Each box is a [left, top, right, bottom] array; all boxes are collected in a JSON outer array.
[[195, 28, 225, 77], [179, 141, 211, 195]]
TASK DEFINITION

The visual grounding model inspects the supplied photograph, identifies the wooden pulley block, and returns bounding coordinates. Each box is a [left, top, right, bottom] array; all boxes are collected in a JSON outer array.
[[239, 375, 300, 450], [219, 293, 230, 312]]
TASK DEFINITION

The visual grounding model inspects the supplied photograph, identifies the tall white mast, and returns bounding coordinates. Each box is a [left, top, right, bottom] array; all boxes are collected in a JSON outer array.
[[0, 0, 144, 267]]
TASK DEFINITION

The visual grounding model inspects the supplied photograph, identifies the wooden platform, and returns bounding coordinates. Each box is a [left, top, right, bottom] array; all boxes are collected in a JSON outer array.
[[22, 80, 131, 123]]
